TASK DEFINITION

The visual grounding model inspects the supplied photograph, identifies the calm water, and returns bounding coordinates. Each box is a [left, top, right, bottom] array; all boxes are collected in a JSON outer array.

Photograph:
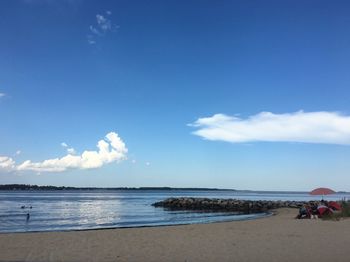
[[0, 190, 348, 233]]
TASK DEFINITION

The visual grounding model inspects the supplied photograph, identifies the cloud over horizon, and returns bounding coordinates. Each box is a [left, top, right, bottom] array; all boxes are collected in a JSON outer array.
[[191, 111, 350, 145], [0, 157, 15, 171], [0, 132, 127, 173]]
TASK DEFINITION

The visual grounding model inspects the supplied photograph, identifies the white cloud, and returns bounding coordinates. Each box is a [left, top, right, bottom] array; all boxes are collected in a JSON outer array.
[[61, 142, 68, 147], [0, 132, 127, 173], [190, 111, 350, 145], [67, 148, 76, 155], [0, 93, 5, 98], [15, 150, 21, 155], [0, 157, 15, 171], [146, 162, 150, 166]]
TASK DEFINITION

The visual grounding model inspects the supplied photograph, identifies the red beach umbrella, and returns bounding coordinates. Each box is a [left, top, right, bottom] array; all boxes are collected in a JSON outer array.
[[310, 187, 336, 200], [310, 187, 336, 196]]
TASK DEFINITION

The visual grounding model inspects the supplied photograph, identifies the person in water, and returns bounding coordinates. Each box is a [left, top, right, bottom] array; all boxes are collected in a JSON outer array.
[[26, 213, 30, 221]]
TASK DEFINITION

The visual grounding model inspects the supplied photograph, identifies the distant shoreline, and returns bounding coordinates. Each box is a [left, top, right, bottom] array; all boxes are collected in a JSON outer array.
[[0, 184, 232, 191], [0, 184, 320, 193], [1, 184, 348, 194], [0, 212, 273, 235]]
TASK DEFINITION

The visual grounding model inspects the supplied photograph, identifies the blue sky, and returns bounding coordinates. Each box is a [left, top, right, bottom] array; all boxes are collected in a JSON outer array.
[[1, 0, 350, 190]]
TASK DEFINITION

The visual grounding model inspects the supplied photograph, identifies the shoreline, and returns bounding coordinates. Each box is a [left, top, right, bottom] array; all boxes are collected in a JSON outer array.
[[0, 211, 274, 235], [2, 208, 350, 262]]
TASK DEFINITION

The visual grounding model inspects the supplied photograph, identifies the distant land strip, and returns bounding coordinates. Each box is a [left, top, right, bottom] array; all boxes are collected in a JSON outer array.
[[1, 184, 348, 194], [0, 184, 235, 191], [2, 184, 346, 193]]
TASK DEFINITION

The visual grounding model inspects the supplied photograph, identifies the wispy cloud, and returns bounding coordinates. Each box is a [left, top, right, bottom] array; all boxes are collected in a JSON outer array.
[[61, 142, 76, 154], [96, 14, 111, 32], [0, 132, 127, 173], [87, 11, 119, 44], [0, 93, 5, 98], [67, 147, 76, 155], [87, 35, 96, 45], [190, 111, 350, 145], [89, 25, 102, 36]]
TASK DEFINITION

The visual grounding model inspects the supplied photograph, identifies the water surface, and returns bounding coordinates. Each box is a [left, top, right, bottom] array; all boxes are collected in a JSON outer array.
[[0, 190, 348, 233]]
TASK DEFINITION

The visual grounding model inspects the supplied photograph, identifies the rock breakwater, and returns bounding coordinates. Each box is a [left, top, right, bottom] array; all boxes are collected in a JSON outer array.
[[153, 198, 307, 213]]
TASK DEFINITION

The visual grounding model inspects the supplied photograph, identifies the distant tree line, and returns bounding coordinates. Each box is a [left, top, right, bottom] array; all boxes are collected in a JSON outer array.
[[0, 184, 77, 190], [0, 184, 233, 191], [2, 184, 339, 193]]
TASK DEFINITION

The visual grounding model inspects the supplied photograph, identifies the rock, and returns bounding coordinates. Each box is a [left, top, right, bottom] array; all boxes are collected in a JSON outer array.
[[152, 197, 310, 214]]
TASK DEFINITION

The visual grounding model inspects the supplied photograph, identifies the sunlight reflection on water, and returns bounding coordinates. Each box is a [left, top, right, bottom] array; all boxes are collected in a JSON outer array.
[[0, 190, 348, 233]]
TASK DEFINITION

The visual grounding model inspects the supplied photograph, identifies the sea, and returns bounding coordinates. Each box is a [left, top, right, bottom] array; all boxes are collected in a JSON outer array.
[[0, 190, 348, 233]]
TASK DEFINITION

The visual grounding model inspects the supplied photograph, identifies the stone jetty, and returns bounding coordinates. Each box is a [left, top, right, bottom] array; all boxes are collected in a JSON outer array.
[[153, 197, 307, 214]]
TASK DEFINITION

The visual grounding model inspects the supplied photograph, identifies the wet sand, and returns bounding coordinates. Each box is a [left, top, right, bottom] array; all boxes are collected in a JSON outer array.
[[0, 208, 349, 262]]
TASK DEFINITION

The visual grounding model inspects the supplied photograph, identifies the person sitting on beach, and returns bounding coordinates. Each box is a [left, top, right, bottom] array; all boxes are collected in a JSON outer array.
[[310, 202, 318, 219], [320, 200, 329, 207], [296, 204, 311, 219]]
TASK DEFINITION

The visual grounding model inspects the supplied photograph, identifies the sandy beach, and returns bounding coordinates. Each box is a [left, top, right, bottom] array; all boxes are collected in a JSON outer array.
[[0, 208, 349, 262]]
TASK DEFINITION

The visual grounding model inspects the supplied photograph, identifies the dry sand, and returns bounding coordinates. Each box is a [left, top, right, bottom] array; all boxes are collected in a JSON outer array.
[[0, 208, 349, 262]]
